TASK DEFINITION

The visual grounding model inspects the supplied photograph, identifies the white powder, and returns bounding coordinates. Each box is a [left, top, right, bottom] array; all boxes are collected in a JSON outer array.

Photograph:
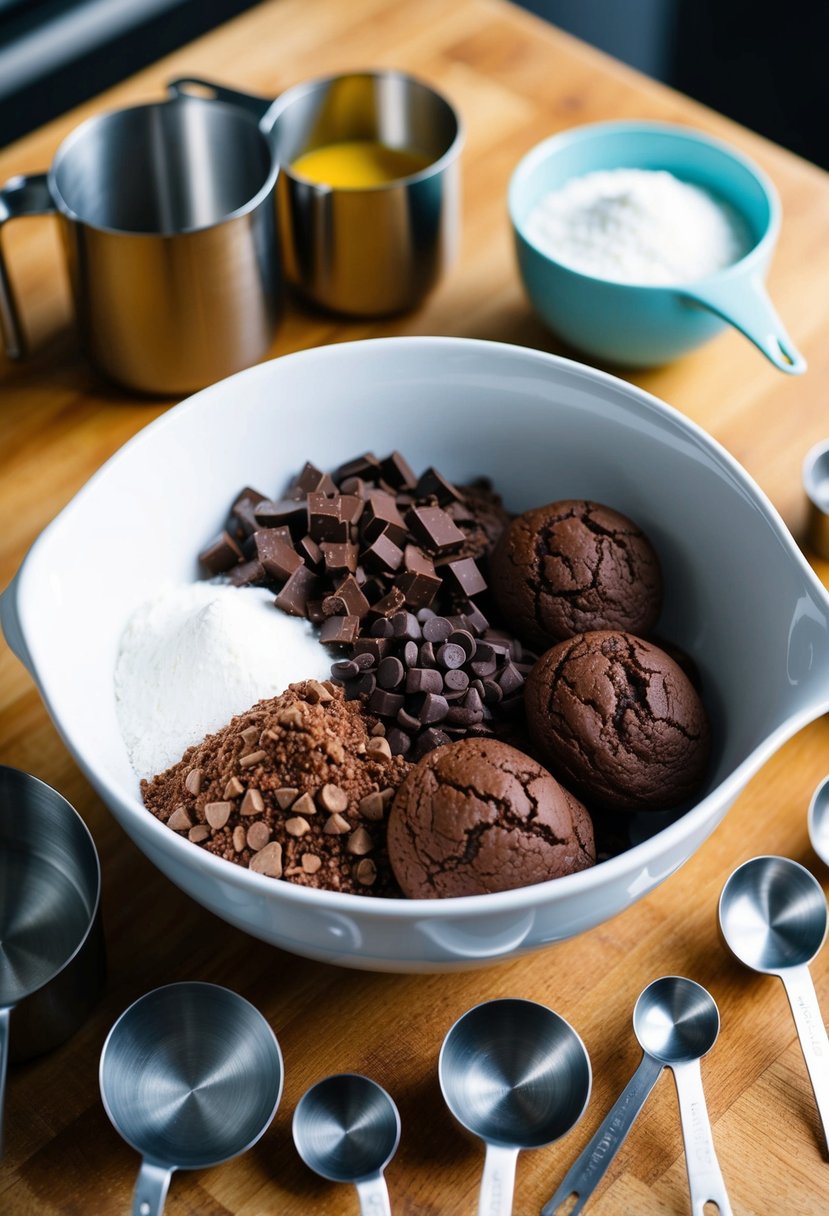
[[525, 168, 749, 285], [115, 582, 330, 779]]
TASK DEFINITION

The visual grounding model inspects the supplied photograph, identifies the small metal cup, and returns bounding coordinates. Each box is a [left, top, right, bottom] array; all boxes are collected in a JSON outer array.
[[0, 95, 281, 394], [804, 439, 829, 560], [168, 70, 463, 316], [0, 766, 105, 1157]]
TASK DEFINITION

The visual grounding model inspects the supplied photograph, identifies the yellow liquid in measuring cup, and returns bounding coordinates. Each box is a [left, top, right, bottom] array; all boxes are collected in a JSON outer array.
[[291, 141, 431, 188]]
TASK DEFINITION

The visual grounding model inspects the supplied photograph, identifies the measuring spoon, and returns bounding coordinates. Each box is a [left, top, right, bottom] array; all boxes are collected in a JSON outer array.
[[292, 1073, 400, 1215], [100, 982, 283, 1216], [543, 976, 731, 1216], [720, 855, 829, 1153], [439, 998, 591, 1216], [807, 775, 829, 866]]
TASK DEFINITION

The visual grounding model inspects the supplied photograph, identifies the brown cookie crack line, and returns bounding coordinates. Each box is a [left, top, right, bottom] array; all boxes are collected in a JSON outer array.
[[492, 501, 662, 648], [141, 681, 412, 896], [387, 738, 595, 898], [527, 631, 710, 812]]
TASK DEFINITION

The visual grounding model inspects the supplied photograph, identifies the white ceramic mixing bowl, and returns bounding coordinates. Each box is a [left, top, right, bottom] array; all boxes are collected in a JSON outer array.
[[3, 337, 829, 972]]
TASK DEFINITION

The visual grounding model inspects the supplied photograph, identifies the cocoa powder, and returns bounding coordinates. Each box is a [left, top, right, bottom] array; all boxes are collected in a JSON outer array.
[[141, 680, 411, 896]]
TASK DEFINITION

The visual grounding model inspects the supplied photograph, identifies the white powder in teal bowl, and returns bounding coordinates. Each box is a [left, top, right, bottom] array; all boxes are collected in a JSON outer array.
[[115, 582, 330, 779], [524, 167, 750, 285]]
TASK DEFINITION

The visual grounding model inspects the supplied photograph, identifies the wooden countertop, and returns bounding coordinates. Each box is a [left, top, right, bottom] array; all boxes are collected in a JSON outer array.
[[3, 1, 829, 1212]]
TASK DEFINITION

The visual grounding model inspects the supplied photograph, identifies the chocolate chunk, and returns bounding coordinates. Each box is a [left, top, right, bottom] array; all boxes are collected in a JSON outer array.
[[362, 492, 408, 546], [254, 498, 307, 534], [253, 531, 303, 581], [199, 531, 243, 575], [275, 565, 320, 616], [290, 461, 338, 496], [321, 542, 359, 575], [370, 587, 406, 618], [445, 557, 487, 598], [406, 506, 465, 556], [333, 452, 380, 484], [338, 495, 364, 525], [323, 574, 370, 619], [319, 615, 360, 646], [380, 451, 417, 489], [362, 532, 404, 575], [395, 569, 442, 610], [297, 534, 324, 569], [353, 637, 394, 662], [230, 487, 268, 538], [308, 493, 348, 543], [414, 467, 462, 505], [227, 559, 265, 587]]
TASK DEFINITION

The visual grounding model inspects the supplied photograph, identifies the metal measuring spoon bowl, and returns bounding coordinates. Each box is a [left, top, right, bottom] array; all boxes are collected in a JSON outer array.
[[803, 439, 829, 560], [439, 998, 591, 1216], [0, 766, 105, 1160], [543, 976, 731, 1216], [292, 1073, 400, 1215], [720, 855, 829, 1152], [807, 775, 829, 866], [99, 982, 283, 1216]]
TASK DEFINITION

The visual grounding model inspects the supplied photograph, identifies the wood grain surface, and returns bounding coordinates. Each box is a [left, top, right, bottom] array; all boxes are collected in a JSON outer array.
[[3, 1, 829, 1212]]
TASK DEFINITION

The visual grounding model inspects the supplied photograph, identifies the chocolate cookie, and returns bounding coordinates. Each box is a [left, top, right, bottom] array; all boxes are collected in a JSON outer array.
[[525, 631, 710, 812], [489, 500, 662, 650], [387, 737, 595, 898]]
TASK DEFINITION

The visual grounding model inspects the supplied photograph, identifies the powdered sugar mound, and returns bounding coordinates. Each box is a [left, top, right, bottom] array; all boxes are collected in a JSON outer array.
[[525, 168, 750, 285], [115, 582, 330, 779]]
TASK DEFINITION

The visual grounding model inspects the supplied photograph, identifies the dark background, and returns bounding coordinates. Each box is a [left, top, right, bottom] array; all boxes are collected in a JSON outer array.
[[1, 0, 827, 170]]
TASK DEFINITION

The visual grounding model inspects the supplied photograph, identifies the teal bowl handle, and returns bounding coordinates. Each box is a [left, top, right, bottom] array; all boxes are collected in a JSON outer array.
[[679, 275, 806, 374]]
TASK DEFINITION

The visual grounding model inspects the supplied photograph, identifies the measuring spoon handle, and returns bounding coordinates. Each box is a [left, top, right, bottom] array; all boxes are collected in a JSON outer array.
[[541, 1052, 663, 1216], [781, 964, 829, 1153], [0, 1007, 9, 1160], [671, 1059, 732, 1216], [478, 1143, 519, 1216], [356, 1173, 393, 1216]]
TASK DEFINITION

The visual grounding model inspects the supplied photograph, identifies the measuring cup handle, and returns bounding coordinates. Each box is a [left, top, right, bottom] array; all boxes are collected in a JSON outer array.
[[781, 965, 829, 1155], [541, 1052, 663, 1216], [166, 76, 276, 129], [132, 1160, 173, 1216], [0, 1007, 10, 1161], [679, 273, 806, 375], [671, 1059, 733, 1216], [355, 1173, 392, 1216], [478, 1143, 519, 1216], [0, 173, 55, 359]]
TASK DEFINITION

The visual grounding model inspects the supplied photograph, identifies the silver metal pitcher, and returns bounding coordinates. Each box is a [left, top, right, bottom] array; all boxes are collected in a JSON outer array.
[[168, 71, 463, 316], [0, 94, 281, 394]]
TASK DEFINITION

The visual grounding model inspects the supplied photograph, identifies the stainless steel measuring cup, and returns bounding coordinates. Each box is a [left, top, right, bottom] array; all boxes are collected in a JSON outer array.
[[168, 70, 462, 316], [293, 1073, 401, 1214], [99, 981, 283, 1215], [439, 998, 591, 1216], [0, 94, 281, 394], [0, 765, 104, 1158]]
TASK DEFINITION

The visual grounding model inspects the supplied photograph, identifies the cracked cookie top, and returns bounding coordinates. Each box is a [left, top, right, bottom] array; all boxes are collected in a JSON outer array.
[[386, 737, 595, 898], [525, 631, 710, 812], [489, 500, 662, 650]]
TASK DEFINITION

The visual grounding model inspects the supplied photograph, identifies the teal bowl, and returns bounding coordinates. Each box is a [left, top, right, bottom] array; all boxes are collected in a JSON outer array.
[[508, 121, 805, 374]]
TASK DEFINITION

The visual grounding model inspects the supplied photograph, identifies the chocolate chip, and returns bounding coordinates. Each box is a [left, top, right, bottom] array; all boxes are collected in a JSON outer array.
[[184, 768, 202, 796], [422, 616, 453, 643], [249, 841, 283, 876], [402, 640, 419, 667], [331, 659, 360, 680], [240, 789, 265, 816], [285, 816, 310, 837], [319, 784, 348, 813], [396, 707, 421, 733], [419, 641, 437, 668], [368, 689, 405, 717], [292, 792, 317, 817], [355, 858, 377, 886], [302, 853, 322, 874], [437, 642, 466, 670], [498, 662, 524, 696], [387, 727, 412, 756], [324, 812, 350, 835], [406, 667, 443, 695], [224, 776, 244, 799], [366, 736, 392, 760], [444, 668, 470, 692], [419, 693, 449, 724], [358, 791, 386, 820], [377, 656, 405, 689], [188, 825, 210, 843], [347, 827, 373, 855]]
